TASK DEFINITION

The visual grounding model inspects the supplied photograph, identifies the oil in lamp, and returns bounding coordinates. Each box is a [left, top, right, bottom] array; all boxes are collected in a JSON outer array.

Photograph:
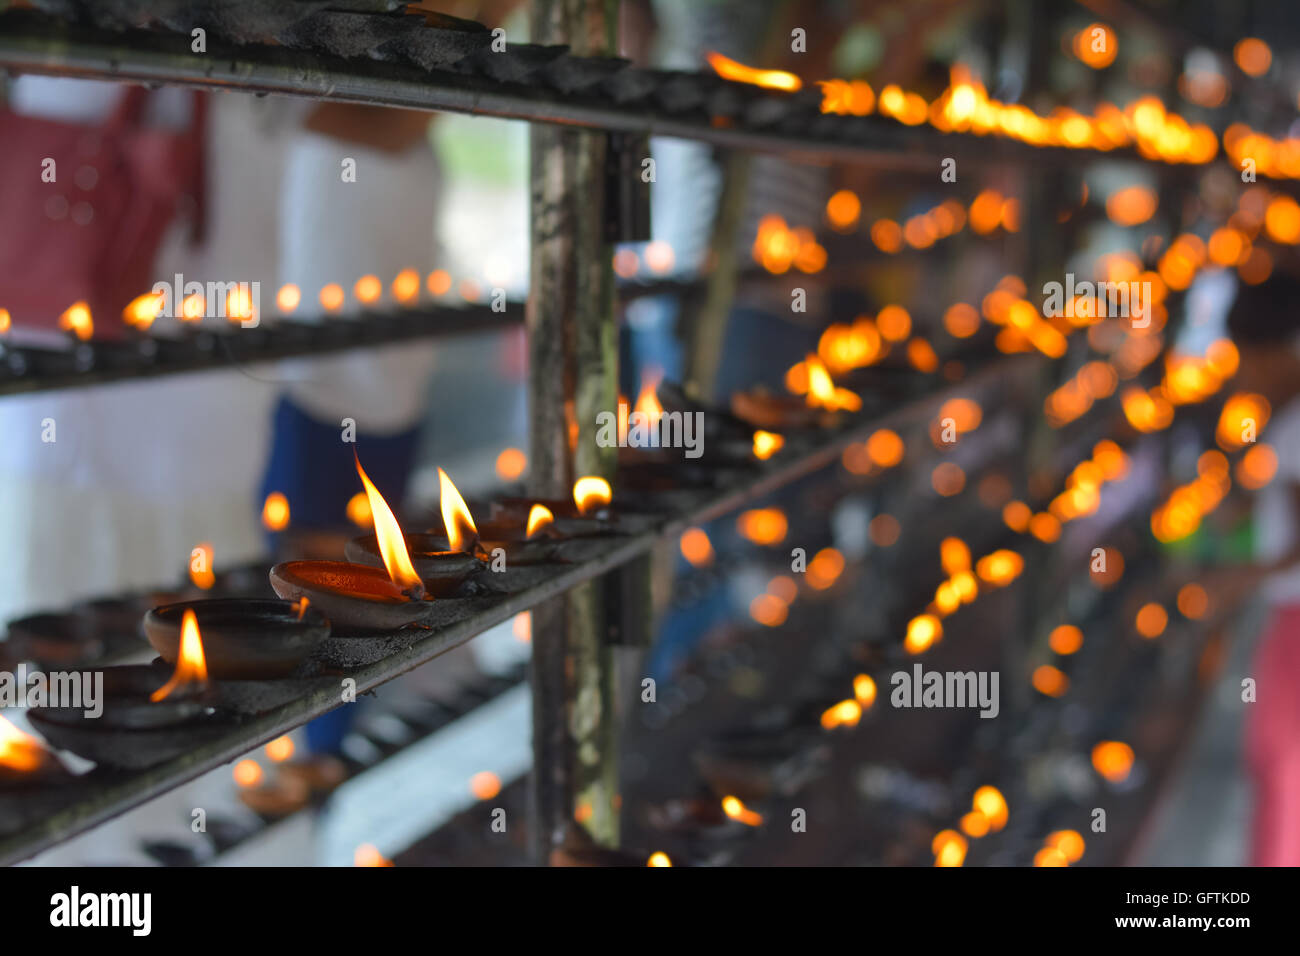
[[271, 454, 440, 633]]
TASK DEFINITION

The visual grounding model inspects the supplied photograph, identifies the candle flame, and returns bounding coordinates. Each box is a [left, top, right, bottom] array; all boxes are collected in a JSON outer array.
[[721, 795, 763, 826], [123, 292, 165, 330], [753, 430, 784, 460], [438, 467, 479, 553], [296, 596, 309, 620], [526, 503, 555, 538], [58, 301, 93, 340], [354, 844, 394, 867], [573, 476, 612, 515], [706, 51, 802, 92], [151, 608, 209, 701], [634, 369, 664, 426], [803, 354, 862, 412], [262, 492, 290, 531], [356, 454, 424, 594], [0, 714, 45, 772]]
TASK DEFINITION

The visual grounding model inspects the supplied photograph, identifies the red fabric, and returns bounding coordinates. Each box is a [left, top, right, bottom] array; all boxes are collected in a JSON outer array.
[[1246, 603, 1300, 866], [0, 88, 205, 340]]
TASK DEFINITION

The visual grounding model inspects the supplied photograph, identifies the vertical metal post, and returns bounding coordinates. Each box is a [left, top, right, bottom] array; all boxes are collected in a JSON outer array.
[[526, 0, 621, 862]]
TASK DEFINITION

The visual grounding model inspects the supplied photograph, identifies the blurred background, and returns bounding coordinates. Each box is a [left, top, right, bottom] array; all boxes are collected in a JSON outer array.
[[2, 0, 1299, 866]]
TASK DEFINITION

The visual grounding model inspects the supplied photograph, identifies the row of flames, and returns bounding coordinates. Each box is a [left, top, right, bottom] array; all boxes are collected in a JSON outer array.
[[709, 53, 1227, 167]]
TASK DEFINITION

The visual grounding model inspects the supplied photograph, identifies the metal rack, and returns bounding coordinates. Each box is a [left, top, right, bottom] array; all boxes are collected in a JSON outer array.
[[0, 352, 1025, 865], [0, 0, 1266, 867]]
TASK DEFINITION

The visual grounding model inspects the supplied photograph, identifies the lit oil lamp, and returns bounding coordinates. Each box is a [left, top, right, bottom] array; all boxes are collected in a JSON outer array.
[[440, 468, 565, 566], [731, 354, 864, 429], [352, 469, 571, 579], [26, 615, 221, 769], [144, 598, 330, 679], [345, 467, 492, 585], [0, 714, 61, 786], [492, 476, 616, 536], [270, 454, 439, 633], [0, 714, 78, 836], [487, 477, 638, 565]]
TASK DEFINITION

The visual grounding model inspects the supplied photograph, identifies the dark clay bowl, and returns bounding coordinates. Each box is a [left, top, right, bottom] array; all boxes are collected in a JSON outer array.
[[344, 533, 485, 591], [29, 663, 216, 731], [269, 560, 438, 632], [144, 598, 331, 679]]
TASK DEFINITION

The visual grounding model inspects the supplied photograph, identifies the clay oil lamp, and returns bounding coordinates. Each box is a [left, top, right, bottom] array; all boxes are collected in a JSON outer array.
[[492, 476, 617, 537], [345, 467, 490, 590], [731, 354, 862, 431], [436, 468, 565, 567], [142, 596, 338, 714], [3, 592, 157, 670], [3, 611, 107, 668], [271, 454, 437, 630], [0, 714, 80, 836], [491, 476, 653, 563], [615, 375, 757, 486], [26, 610, 223, 769], [145, 598, 330, 680]]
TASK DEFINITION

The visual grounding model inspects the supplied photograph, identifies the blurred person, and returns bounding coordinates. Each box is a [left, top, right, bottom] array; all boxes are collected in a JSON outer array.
[[0, 79, 287, 622], [1210, 272, 1300, 866]]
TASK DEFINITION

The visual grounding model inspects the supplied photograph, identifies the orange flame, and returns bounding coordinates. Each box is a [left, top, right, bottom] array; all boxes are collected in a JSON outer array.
[[354, 844, 394, 867], [266, 736, 295, 762], [123, 292, 165, 330], [820, 699, 862, 729], [189, 541, 215, 590], [346, 492, 373, 528], [526, 503, 555, 538], [1091, 741, 1135, 782], [721, 795, 763, 826], [635, 369, 664, 426], [706, 51, 801, 92], [437, 467, 479, 554], [933, 829, 967, 866], [296, 597, 310, 620], [573, 476, 612, 515], [59, 301, 93, 340], [262, 492, 290, 531], [355, 457, 423, 593], [0, 309, 10, 334], [802, 354, 862, 412], [0, 714, 45, 772], [151, 608, 209, 701], [752, 430, 784, 460]]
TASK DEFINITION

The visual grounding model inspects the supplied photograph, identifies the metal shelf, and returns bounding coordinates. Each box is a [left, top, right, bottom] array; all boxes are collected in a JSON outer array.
[[0, 303, 520, 396], [0, 351, 1033, 865], [0, 9, 1214, 174]]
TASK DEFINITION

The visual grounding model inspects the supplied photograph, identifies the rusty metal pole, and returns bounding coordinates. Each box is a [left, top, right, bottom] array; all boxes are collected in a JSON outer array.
[[527, 0, 620, 862]]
